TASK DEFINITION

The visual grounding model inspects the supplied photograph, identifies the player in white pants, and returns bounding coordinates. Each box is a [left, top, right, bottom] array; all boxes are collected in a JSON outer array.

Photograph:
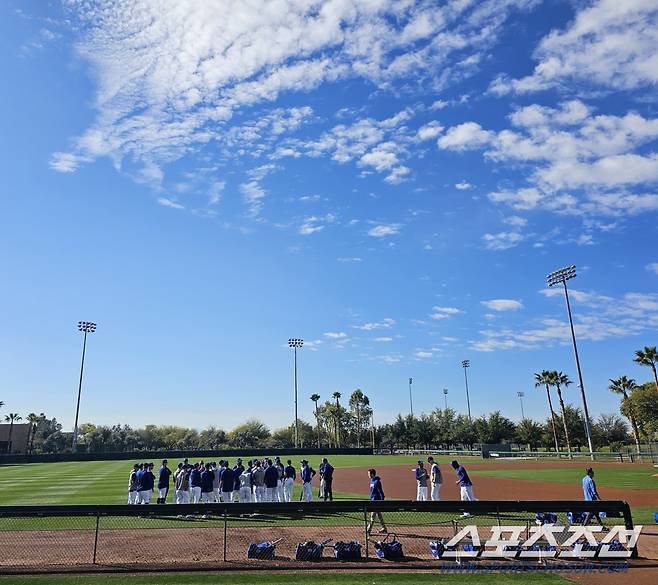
[[300, 460, 316, 502], [451, 460, 477, 515], [283, 460, 296, 502], [238, 467, 252, 502], [428, 456, 443, 501], [415, 461, 428, 500], [127, 464, 139, 504]]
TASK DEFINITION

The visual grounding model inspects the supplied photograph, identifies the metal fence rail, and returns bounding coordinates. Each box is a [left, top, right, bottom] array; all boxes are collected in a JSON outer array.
[[0, 500, 635, 573]]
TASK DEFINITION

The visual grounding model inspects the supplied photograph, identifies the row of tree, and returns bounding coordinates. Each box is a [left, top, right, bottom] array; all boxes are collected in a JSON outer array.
[[3, 346, 656, 454]]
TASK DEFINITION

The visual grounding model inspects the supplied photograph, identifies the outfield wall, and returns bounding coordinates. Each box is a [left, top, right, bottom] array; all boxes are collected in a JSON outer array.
[[0, 447, 373, 465]]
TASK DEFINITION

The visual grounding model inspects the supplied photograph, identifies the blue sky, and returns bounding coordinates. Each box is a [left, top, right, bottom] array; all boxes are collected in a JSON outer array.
[[1, 0, 657, 432]]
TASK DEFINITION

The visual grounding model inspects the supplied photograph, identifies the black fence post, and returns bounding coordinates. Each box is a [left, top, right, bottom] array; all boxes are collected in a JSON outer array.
[[363, 506, 369, 558], [223, 510, 227, 562], [92, 514, 100, 564]]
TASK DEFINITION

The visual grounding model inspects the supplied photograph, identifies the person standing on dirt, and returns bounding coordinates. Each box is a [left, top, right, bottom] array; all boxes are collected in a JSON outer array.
[[582, 467, 606, 528], [157, 459, 172, 504], [415, 460, 429, 501], [428, 456, 442, 501], [319, 458, 334, 501], [366, 468, 388, 535], [451, 460, 477, 505]]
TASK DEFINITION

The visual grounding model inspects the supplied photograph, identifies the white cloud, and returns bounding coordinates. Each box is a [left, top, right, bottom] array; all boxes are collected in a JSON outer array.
[[157, 197, 184, 209], [481, 299, 524, 311], [503, 215, 527, 227], [54, 0, 536, 191], [646, 262, 658, 275], [473, 289, 658, 352], [437, 122, 493, 150], [417, 121, 444, 141], [490, 0, 658, 95], [298, 213, 336, 236], [324, 332, 347, 339], [429, 99, 448, 110], [482, 231, 524, 250], [354, 318, 395, 331], [337, 257, 363, 263], [455, 180, 473, 190], [430, 306, 461, 320], [374, 336, 393, 342], [414, 350, 434, 359], [368, 223, 401, 237]]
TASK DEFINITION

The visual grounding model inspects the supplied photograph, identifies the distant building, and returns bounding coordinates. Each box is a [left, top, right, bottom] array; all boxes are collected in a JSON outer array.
[[0, 423, 32, 454]]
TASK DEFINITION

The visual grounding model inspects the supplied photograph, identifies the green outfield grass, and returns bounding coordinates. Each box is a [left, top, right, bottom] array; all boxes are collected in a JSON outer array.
[[0, 572, 569, 585], [0, 455, 461, 506], [469, 465, 658, 490]]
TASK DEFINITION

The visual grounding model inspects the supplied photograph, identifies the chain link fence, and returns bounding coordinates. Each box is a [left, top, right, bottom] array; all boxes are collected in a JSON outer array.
[[0, 500, 635, 573]]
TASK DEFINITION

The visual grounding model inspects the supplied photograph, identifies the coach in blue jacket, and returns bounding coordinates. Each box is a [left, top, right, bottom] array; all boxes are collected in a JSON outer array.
[[366, 468, 387, 535]]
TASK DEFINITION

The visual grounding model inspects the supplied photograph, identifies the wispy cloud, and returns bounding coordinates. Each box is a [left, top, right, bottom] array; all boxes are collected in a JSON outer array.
[[368, 223, 401, 237], [430, 306, 461, 320], [157, 197, 184, 210], [354, 318, 395, 331], [646, 262, 658, 275], [481, 299, 524, 311]]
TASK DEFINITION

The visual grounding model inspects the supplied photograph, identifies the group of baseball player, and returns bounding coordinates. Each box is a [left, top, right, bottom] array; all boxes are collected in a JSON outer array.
[[413, 458, 477, 502], [128, 456, 336, 505]]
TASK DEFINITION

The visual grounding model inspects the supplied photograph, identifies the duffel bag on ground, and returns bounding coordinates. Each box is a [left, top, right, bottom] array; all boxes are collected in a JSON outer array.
[[429, 540, 445, 558], [374, 533, 403, 559], [295, 539, 332, 561], [333, 540, 362, 560], [247, 541, 277, 559]]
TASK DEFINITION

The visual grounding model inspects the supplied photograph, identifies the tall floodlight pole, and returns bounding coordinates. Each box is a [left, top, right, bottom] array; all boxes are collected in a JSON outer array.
[[443, 388, 448, 410], [288, 338, 304, 448], [547, 265, 595, 460], [517, 391, 526, 420], [408, 377, 414, 416], [461, 360, 472, 422], [72, 321, 97, 451]]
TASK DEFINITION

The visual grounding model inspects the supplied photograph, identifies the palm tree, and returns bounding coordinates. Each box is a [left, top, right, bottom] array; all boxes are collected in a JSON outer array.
[[634, 346, 658, 392], [310, 394, 321, 447], [551, 371, 572, 458], [609, 376, 641, 454], [4, 413, 22, 453], [26, 413, 40, 455], [534, 370, 561, 454], [332, 391, 342, 447], [349, 388, 366, 448]]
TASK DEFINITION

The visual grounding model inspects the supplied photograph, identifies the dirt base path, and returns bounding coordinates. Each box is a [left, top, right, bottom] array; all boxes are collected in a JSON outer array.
[[333, 465, 658, 507]]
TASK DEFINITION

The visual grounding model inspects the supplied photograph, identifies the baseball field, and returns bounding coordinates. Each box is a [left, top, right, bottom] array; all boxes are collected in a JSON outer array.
[[0, 454, 656, 585]]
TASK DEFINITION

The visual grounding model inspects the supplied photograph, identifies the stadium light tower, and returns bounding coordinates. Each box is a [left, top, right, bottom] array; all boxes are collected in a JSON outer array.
[[517, 391, 525, 420], [461, 360, 472, 422], [288, 338, 304, 448], [547, 265, 595, 460], [408, 377, 414, 416], [72, 321, 97, 451], [443, 388, 448, 410]]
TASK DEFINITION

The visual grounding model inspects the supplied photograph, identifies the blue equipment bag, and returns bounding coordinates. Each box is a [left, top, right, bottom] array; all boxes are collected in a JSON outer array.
[[429, 540, 445, 558], [295, 539, 332, 561], [535, 512, 558, 524], [374, 533, 404, 559], [247, 541, 276, 560], [333, 540, 362, 560]]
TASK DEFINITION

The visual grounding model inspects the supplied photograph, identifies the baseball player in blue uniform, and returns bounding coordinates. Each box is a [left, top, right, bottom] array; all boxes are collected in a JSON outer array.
[[283, 459, 296, 502], [201, 463, 215, 504], [190, 463, 202, 504], [157, 459, 172, 504], [415, 460, 429, 501], [319, 458, 334, 501], [300, 459, 316, 502], [221, 461, 235, 503], [128, 464, 139, 504], [264, 459, 279, 502], [582, 467, 605, 527], [451, 459, 477, 514], [139, 462, 155, 504], [366, 468, 387, 534], [233, 459, 245, 502]]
